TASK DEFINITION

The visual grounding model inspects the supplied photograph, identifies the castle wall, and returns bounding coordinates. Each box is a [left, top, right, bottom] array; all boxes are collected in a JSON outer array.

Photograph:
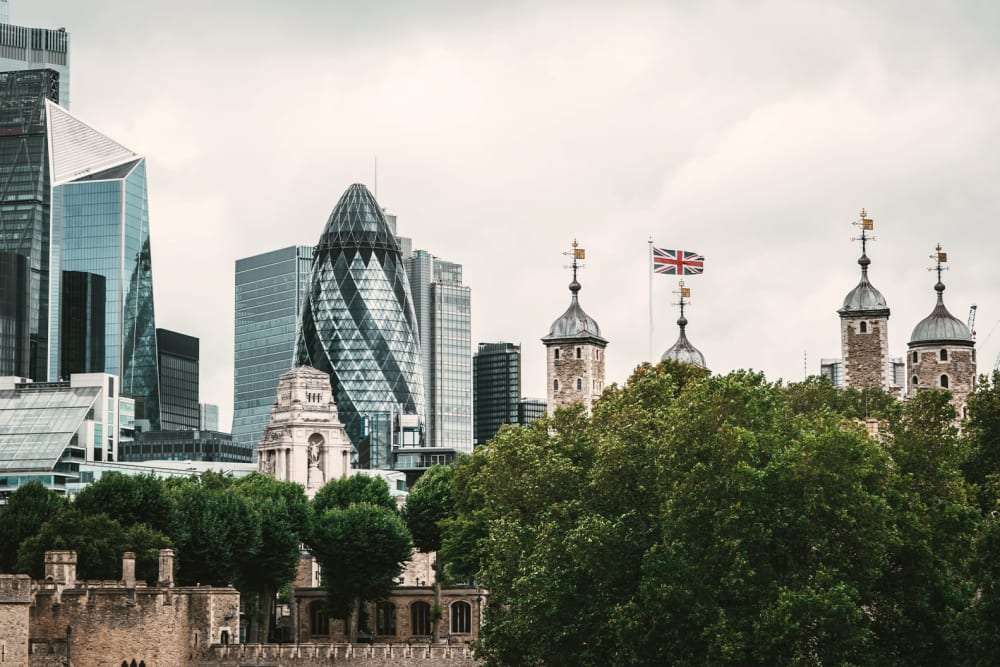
[[841, 316, 889, 390], [202, 642, 480, 667], [546, 342, 606, 413], [0, 575, 31, 667], [907, 345, 976, 415]]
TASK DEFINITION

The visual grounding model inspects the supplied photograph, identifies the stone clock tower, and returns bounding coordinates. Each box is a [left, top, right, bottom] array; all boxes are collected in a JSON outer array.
[[258, 365, 351, 497]]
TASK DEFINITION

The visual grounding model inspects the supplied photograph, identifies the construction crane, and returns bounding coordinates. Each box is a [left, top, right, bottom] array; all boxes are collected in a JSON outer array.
[[969, 304, 977, 338]]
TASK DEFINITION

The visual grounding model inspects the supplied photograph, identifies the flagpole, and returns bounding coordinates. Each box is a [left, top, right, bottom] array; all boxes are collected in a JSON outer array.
[[648, 237, 653, 363]]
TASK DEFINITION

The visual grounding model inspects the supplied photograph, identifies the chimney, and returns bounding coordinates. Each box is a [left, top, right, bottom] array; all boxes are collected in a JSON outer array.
[[43, 550, 77, 587], [158, 549, 174, 588], [121, 552, 136, 588]]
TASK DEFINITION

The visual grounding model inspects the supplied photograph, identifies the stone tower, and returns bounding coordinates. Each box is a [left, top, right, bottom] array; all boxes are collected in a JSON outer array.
[[838, 210, 894, 391], [258, 365, 352, 497], [0, 574, 31, 666], [907, 244, 976, 417], [661, 280, 708, 370], [542, 240, 608, 414]]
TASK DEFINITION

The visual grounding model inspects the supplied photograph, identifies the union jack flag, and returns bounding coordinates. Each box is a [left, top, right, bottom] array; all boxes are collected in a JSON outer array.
[[652, 248, 704, 275]]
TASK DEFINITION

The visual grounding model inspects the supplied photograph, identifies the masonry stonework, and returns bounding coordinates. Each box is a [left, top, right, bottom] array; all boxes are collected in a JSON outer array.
[[841, 316, 889, 389], [0, 575, 31, 667], [907, 346, 976, 415], [546, 342, 606, 413]]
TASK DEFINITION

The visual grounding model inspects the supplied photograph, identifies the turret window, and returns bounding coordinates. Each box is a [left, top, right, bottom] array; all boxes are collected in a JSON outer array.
[[575, 347, 582, 359], [940, 375, 949, 389], [912, 351, 918, 363], [554, 349, 560, 360], [576, 378, 582, 391], [859, 321, 867, 333], [912, 376, 918, 387], [940, 349, 948, 361], [553, 379, 560, 391]]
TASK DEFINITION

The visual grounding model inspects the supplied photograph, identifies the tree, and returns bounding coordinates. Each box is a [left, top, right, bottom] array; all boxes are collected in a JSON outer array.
[[168, 478, 262, 587], [0, 481, 68, 572], [73, 472, 175, 535], [308, 502, 412, 642], [403, 464, 456, 640], [15, 507, 171, 581], [232, 473, 311, 642], [312, 473, 396, 514]]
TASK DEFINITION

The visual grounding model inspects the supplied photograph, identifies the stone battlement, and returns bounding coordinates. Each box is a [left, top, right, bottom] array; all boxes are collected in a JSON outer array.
[[204, 642, 480, 666], [0, 574, 31, 603]]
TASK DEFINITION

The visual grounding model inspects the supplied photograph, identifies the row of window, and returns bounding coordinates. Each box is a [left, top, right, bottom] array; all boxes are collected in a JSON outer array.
[[310, 600, 473, 637], [910, 348, 976, 363], [553, 346, 602, 361], [553, 378, 603, 392], [912, 374, 951, 389]]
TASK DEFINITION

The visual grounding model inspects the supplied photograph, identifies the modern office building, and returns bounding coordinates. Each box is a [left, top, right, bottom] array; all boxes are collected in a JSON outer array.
[[517, 398, 547, 426], [199, 402, 219, 431], [406, 250, 472, 453], [0, 69, 59, 380], [0, 8, 71, 107], [0, 372, 134, 496], [45, 99, 161, 430], [156, 328, 199, 430], [473, 342, 521, 445], [120, 429, 248, 463], [296, 183, 425, 470], [232, 245, 313, 454]]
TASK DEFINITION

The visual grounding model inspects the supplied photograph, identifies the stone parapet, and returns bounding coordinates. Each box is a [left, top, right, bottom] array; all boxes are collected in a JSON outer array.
[[205, 642, 480, 666]]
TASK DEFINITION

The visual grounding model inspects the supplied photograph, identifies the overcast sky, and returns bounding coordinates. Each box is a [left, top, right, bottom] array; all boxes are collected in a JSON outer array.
[[18, 1, 1000, 429]]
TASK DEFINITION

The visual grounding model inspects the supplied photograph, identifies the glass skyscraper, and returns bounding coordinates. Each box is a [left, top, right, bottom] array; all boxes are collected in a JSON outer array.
[[473, 342, 521, 445], [0, 10, 71, 108], [45, 99, 161, 430], [296, 183, 425, 469], [0, 69, 58, 380], [232, 245, 313, 454], [406, 250, 472, 452], [156, 328, 199, 430]]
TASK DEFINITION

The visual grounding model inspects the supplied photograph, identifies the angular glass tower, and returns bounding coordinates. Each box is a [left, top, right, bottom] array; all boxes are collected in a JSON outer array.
[[232, 245, 313, 454], [296, 183, 425, 469], [45, 99, 161, 429], [0, 69, 59, 380]]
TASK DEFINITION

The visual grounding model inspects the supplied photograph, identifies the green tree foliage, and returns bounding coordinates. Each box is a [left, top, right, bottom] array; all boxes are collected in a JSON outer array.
[[168, 478, 262, 587], [403, 464, 456, 640], [0, 481, 68, 572], [73, 472, 175, 534], [15, 507, 170, 581], [308, 474, 411, 641], [231, 473, 312, 642], [312, 473, 396, 514], [452, 363, 984, 666]]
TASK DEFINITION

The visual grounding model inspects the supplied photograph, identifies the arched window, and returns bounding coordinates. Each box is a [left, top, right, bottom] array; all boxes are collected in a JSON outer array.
[[554, 348, 560, 360], [310, 601, 329, 637], [940, 375, 949, 389], [130, 661, 138, 667], [859, 321, 867, 333], [912, 350, 918, 363], [575, 347, 582, 359], [911, 376, 918, 387], [122, 662, 129, 667], [553, 379, 559, 391], [576, 378, 582, 391], [411, 601, 432, 636], [376, 601, 397, 636], [940, 349, 948, 361], [451, 601, 472, 634]]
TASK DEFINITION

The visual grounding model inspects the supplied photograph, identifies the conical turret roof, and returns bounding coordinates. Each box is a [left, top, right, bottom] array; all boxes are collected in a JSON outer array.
[[661, 307, 706, 369], [909, 279, 973, 347], [839, 251, 889, 318], [543, 278, 607, 343]]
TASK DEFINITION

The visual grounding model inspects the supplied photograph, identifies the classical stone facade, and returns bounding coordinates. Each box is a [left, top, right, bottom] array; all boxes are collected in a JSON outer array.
[[259, 365, 351, 496]]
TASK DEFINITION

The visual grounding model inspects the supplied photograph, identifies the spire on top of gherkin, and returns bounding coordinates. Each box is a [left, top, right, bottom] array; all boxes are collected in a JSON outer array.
[[295, 183, 425, 469]]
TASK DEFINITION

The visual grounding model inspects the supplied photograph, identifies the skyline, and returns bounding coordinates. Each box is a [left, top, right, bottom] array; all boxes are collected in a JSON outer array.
[[13, 1, 1000, 429]]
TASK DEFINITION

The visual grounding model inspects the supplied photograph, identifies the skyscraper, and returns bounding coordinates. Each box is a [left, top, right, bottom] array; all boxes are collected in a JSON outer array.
[[406, 250, 472, 452], [232, 245, 313, 454], [473, 342, 521, 446], [296, 183, 425, 470], [156, 328, 199, 431], [45, 99, 161, 429], [0, 69, 59, 380], [0, 9, 71, 108]]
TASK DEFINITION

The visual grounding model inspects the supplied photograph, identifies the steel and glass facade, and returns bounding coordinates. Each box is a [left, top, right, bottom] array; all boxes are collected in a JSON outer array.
[[473, 342, 521, 445], [406, 251, 472, 452], [232, 245, 313, 454], [45, 100, 161, 430], [0, 69, 59, 380], [157, 328, 199, 430], [296, 183, 425, 469], [0, 18, 70, 108]]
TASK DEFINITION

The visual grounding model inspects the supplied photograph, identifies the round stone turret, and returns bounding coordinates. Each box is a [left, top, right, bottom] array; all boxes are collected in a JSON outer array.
[[542, 241, 608, 414]]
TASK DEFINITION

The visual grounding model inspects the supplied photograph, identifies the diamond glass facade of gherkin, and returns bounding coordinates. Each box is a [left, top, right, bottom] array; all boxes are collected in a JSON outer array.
[[296, 183, 425, 468]]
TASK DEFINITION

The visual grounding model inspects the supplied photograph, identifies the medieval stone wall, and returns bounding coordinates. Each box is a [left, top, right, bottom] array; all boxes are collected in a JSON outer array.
[[0, 575, 31, 667], [546, 342, 606, 413], [841, 316, 888, 389], [908, 345, 976, 414], [201, 642, 480, 667]]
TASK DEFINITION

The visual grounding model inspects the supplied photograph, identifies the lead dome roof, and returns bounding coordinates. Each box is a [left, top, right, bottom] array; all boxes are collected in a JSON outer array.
[[542, 279, 607, 343], [661, 313, 707, 369], [909, 280, 973, 347], [839, 253, 890, 317]]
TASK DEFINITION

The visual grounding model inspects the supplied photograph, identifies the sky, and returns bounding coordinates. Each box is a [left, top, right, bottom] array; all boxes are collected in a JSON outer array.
[[16, 0, 1000, 430]]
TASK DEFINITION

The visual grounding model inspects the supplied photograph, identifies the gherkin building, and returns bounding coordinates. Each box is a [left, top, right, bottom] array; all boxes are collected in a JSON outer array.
[[296, 183, 425, 468]]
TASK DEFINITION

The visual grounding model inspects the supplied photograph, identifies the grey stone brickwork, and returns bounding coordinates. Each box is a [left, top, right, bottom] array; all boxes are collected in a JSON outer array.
[[841, 316, 889, 390], [546, 342, 606, 414], [907, 346, 976, 416]]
